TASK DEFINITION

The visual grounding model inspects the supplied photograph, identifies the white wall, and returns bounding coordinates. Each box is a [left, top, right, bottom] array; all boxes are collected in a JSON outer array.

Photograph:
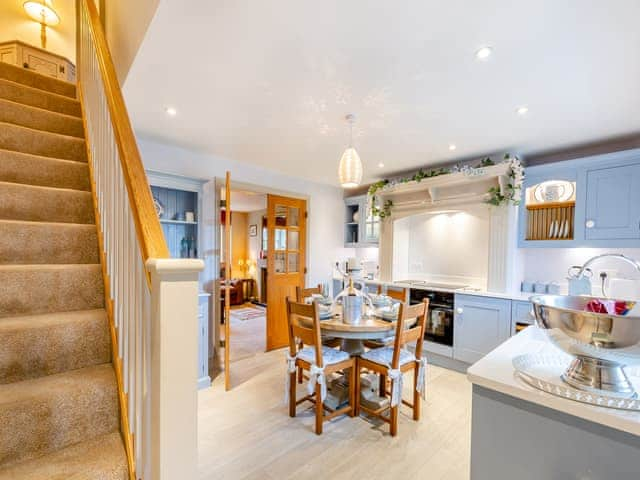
[[136, 136, 346, 290], [105, 0, 159, 84], [393, 205, 491, 288], [519, 247, 640, 294], [0, 0, 76, 61]]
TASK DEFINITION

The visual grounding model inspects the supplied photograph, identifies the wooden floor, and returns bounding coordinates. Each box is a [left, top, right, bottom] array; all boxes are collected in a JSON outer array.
[[198, 349, 472, 479]]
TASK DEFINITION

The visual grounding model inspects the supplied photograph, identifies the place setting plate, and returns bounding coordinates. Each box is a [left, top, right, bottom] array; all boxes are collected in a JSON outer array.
[[513, 353, 640, 411]]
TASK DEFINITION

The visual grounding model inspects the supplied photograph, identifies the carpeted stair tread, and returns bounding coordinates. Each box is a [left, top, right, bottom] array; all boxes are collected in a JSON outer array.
[[0, 62, 76, 99], [0, 149, 90, 190], [0, 98, 84, 138], [0, 431, 127, 480], [0, 78, 80, 117], [0, 181, 94, 224], [0, 264, 104, 317], [0, 309, 110, 384], [0, 122, 86, 161], [0, 364, 119, 467], [0, 220, 98, 265]]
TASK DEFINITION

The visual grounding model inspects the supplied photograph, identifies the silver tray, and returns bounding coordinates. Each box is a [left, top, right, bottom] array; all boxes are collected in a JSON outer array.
[[513, 353, 640, 411]]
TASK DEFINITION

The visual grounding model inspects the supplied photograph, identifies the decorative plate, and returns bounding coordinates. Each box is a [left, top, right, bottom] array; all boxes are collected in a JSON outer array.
[[533, 180, 575, 203], [513, 353, 640, 411], [153, 196, 164, 218]]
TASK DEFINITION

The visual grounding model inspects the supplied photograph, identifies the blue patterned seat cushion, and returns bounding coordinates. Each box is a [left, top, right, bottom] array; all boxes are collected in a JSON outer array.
[[298, 346, 350, 365], [361, 346, 414, 367]]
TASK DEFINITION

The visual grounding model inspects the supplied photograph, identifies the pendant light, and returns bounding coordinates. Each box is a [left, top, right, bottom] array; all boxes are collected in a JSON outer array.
[[338, 114, 363, 188]]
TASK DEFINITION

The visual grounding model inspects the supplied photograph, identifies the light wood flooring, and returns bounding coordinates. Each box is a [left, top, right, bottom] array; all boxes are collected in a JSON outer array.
[[199, 348, 472, 479]]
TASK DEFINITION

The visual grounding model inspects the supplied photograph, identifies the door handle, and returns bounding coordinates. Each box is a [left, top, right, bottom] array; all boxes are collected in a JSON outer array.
[[456, 307, 464, 315], [585, 219, 595, 229]]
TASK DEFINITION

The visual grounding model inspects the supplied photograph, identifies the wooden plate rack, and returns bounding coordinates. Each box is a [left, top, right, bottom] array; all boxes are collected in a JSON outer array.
[[526, 201, 575, 241]]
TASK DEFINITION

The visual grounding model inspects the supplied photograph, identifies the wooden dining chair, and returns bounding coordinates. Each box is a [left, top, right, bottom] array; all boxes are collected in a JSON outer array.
[[286, 298, 356, 434], [355, 299, 429, 436], [295, 284, 341, 382]]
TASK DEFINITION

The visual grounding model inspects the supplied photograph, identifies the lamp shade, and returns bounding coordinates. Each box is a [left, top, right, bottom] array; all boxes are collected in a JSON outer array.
[[24, 1, 60, 26], [338, 147, 363, 188]]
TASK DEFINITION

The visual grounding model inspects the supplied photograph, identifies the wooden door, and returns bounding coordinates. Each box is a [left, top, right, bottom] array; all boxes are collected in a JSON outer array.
[[223, 173, 232, 390], [266, 195, 307, 350]]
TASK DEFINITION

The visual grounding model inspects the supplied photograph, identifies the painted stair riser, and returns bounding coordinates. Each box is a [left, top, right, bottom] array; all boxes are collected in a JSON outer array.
[[0, 98, 84, 138], [0, 79, 80, 117], [0, 309, 110, 384], [0, 182, 94, 224], [0, 364, 119, 466], [0, 149, 90, 191], [0, 220, 99, 265], [0, 265, 104, 317]]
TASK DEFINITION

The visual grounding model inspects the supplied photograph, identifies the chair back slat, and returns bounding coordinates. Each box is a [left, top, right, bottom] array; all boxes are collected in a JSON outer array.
[[391, 299, 429, 367], [386, 287, 407, 302], [296, 284, 322, 302], [286, 298, 323, 366]]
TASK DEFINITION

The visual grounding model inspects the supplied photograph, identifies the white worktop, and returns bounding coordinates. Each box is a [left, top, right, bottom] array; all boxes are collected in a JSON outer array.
[[467, 326, 640, 437], [343, 277, 536, 302]]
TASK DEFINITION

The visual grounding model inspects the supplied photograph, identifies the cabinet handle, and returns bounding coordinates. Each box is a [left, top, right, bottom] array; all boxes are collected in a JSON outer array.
[[456, 307, 464, 315], [585, 219, 595, 229]]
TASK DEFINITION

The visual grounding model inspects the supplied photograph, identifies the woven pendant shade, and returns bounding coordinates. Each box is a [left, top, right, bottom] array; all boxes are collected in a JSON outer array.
[[338, 147, 363, 188]]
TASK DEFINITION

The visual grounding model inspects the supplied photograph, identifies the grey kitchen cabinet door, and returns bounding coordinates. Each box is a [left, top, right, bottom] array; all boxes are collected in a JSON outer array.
[[584, 163, 640, 240], [453, 295, 511, 364]]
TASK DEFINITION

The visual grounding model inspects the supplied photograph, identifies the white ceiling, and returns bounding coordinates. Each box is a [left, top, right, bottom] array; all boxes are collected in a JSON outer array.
[[124, 0, 640, 187]]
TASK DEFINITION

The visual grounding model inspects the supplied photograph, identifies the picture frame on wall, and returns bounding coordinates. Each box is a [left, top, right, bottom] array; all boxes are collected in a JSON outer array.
[[249, 224, 258, 237]]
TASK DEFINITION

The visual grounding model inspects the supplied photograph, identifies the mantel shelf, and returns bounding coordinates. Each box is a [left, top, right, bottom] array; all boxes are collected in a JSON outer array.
[[376, 163, 511, 212], [377, 163, 511, 199]]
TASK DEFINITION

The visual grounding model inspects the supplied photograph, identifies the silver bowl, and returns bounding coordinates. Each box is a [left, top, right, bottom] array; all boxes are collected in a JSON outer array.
[[530, 294, 640, 398]]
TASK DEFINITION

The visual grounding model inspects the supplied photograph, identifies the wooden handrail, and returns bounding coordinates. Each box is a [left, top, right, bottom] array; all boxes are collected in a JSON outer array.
[[79, 0, 169, 261]]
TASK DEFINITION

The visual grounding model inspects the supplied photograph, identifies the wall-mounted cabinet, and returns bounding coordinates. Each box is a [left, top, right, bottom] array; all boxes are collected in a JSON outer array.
[[584, 163, 640, 240], [519, 149, 640, 248], [344, 195, 379, 247]]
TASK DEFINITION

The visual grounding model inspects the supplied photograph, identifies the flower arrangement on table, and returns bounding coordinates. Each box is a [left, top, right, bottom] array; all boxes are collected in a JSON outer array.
[[367, 154, 524, 219]]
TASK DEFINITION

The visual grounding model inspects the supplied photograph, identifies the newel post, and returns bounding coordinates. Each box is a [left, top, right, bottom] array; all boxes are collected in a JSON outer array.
[[146, 258, 204, 480]]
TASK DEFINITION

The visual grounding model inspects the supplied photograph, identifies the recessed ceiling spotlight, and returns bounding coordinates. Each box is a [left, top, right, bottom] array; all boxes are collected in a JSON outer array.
[[448, 144, 457, 151], [516, 105, 529, 116], [475, 46, 493, 60], [165, 106, 177, 116], [378, 162, 385, 168]]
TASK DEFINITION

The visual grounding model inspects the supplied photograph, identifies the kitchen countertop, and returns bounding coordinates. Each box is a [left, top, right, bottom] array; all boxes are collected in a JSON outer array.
[[467, 326, 640, 437], [339, 277, 537, 302]]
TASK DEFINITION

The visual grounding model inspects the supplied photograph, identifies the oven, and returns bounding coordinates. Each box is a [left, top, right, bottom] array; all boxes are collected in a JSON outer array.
[[409, 288, 455, 347]]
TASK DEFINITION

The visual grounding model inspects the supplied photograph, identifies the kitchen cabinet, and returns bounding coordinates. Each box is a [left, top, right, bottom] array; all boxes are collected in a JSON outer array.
[[584, 163, 640, 240], [198, 294, 211, 389], [344, 195, 379, 247], [519, 149, 640, 248], [453, 294, 511, 364], [511, 300, 534, 335]]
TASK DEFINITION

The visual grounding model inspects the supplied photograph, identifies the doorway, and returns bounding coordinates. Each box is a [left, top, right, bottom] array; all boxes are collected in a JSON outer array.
[[216, 179, 308, 389], [219, 188, 268, 364]]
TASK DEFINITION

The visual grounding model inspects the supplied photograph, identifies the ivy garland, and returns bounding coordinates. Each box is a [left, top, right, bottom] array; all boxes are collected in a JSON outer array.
[[368, 154, 524, 218]]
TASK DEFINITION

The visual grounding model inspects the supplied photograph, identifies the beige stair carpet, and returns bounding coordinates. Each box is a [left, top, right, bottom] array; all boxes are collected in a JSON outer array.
[[0, 61, 127, 478]]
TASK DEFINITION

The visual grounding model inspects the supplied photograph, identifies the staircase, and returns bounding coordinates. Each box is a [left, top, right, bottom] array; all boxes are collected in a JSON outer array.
[[0, 61, 128, 479]]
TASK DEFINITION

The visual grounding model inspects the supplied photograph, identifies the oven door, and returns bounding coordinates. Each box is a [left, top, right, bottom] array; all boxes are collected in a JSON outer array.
[[424, 306, 454, 346]]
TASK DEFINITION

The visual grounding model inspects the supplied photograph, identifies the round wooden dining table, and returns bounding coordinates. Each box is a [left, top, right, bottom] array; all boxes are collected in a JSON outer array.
[[318, 305, 413, 356]]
